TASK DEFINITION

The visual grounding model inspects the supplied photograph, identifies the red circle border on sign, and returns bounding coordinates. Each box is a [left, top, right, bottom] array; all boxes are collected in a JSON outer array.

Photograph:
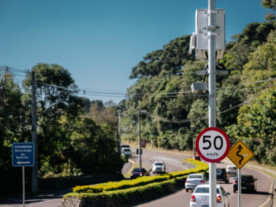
[[195, 127, 230, 163]]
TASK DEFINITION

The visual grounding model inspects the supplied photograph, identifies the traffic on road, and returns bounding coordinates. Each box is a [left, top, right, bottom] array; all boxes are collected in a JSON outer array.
[[0, 147, 274, 207]]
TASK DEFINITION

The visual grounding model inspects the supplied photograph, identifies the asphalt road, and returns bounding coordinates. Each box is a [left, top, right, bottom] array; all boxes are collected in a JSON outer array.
[[0, 148, 274, 207], [131, 148, 274, 207]]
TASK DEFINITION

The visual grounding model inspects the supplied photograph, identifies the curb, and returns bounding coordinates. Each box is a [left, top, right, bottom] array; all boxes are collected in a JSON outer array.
[[124, 159, 135, 177]]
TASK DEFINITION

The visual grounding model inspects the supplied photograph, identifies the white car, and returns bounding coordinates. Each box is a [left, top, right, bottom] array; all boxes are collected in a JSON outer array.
[[190, 184, 230, 207], [185, 174, 207, 192], [152, 161, 166, 174], [121, 148, 132, 157], [226, 165, 237, 177]]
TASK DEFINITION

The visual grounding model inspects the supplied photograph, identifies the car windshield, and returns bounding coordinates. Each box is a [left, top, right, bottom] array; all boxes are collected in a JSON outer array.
[[216, 169, 225, 174], [194, 187, 220, 194], [242, 176, 254, 182], [155, 163, 163, 166], [189, 175, 202, 179], [133, 168, 143, 172], [124, 149, 130, 152], [228, 167, 236, 170]]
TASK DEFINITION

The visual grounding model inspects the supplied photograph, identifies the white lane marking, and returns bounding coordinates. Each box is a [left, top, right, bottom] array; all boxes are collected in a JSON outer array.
[[28, 200, 53, 206], [151, 156, 188, 170], [257, 170, 274, 207], [166, 161, 187, 170], [17, 199, 59, 207], [152, 156, 182, 165]]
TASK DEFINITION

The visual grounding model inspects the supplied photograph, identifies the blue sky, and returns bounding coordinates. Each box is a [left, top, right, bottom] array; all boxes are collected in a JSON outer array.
[[0, 0, 266, 104]]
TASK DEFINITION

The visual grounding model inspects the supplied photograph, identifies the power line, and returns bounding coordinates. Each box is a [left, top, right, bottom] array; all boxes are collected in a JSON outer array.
[[139, 83, 276, 124]]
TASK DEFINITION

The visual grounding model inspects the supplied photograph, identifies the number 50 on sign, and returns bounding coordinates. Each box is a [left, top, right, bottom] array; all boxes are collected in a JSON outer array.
[[196, 127, 230, 163]]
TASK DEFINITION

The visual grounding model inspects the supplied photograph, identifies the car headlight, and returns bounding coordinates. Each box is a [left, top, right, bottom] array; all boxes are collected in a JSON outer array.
[[140, 174, 142, 176]]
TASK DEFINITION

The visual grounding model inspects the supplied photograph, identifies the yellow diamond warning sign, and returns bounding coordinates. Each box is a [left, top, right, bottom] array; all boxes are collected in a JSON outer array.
[[227, 140, 254, 169]]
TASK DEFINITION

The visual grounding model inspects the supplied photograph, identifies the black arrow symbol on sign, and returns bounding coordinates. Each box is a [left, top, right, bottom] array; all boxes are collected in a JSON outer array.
[[236, 145, 244, 165]]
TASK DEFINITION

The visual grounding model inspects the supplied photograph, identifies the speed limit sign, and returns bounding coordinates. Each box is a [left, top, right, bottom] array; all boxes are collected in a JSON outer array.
[[195, 127, 230, 163]]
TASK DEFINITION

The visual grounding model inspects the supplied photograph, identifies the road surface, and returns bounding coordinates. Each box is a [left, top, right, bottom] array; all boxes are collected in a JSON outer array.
[[131, 148, 274, 207]]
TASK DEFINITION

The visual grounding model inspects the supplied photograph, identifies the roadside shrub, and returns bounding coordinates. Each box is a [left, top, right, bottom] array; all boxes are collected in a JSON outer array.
[[73, 159, 207, 194]]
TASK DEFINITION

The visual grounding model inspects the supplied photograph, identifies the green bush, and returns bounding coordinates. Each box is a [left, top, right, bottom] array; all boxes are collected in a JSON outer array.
[[73, 159, 208, 194]]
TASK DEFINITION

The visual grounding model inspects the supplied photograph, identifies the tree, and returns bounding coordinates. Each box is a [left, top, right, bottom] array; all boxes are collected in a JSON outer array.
[[262, 0, 276, 20], [0, 71, 30, 193], [80, 97, 91, 113], [58, 115, 124, 174], [130, 35, 194, 79], [226, 88, 276, 165], [22, 63, 85, 175]]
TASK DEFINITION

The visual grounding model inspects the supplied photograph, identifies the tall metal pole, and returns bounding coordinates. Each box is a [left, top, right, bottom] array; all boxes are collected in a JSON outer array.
[[118, 111, 121, 155], [22, 167, 25, 207], [208, 0, 217, 207], [138, 110, 141, 168], [119, 111, 121, 145], [31, 71, 39, 193], [150, 121, 152, 148], [238, 168, 241, 207], [192, 127, 195, 155]]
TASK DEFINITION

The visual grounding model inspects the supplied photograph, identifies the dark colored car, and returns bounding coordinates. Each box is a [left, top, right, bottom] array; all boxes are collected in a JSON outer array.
[[191, 155, 201, 161], [216, 168, 229, 183], [130, 168, 147, 179], [233, 175, 257, 193]]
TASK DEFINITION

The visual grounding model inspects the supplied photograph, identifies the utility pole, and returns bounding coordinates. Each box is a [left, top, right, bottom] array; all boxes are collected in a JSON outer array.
[[138, 110, 141, 168], [119, 111, 121, 145], [192, 127, 195, 155], [31, 71, 38, 193], [117, 111, 121, 155], [32, 71, 38, 193], [150, 121, 152, 148], [208, 0, 217, 206]]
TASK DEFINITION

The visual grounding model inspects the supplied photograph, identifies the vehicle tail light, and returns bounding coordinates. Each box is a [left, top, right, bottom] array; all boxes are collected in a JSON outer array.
[[186, 180, 189, 183], [217, 195, 222, 203], [223, 173, 226, 176], [200, 180, 204, 183], [250, 182, 254, 185], [233, 180, 237, 184], [191, 195, 196, 202]]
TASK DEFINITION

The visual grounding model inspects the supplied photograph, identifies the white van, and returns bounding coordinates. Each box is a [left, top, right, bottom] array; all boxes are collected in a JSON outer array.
[[121, 145, 132, 157], [226, 165, 237, 177], [121, 148, 132, 157]]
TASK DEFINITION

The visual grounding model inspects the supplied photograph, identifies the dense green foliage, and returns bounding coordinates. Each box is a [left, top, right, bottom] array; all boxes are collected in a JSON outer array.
[[262, 0, 276, 20], [0, 64, 124, 193], [130, 36, 194, 79], [122, 21, 276, 166]]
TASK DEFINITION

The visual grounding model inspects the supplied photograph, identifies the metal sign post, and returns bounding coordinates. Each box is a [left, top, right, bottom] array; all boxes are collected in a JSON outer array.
[[12, 142, 35, 207], [208, 0, 217, 206], [190, 1, 226, 206], [22, 167, 25, 207], [238, 168, 241, 207], [227, 140, 255, 207]]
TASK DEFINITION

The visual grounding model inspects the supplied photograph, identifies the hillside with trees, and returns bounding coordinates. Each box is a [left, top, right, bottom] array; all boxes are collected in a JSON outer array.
[[121, 19, 276, 166]]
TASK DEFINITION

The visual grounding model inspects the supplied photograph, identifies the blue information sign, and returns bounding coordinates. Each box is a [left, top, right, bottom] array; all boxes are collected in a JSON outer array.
[[12, 142, 34, 167]]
